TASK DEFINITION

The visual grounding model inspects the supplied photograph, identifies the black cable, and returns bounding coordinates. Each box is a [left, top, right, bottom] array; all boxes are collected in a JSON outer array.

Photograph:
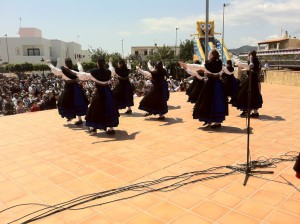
[[22, 169, 234, 223], [6, 167, 231, 223], [1, 152, 298, 224]]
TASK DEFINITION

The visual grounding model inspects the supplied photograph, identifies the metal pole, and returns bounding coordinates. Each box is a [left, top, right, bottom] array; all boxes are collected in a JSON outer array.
[[175, 28, 179, 57], [222, 3, 230, 64], [121, 39, 124, 58], [222, 3, 225, 63], [205, 0, 209, 60], [4, 34, 9, 63]]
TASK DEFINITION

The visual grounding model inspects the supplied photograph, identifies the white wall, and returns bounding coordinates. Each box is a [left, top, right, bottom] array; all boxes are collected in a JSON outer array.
[[0, 36, 90, 65]]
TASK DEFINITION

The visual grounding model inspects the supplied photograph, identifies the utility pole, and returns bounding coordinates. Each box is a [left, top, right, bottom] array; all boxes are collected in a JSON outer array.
[[121, 38, 124, 58], [4, 34, 9, 63], [175, 27, 180, 57], [205, 0, 209, 60], [222, 3, 230, 64]]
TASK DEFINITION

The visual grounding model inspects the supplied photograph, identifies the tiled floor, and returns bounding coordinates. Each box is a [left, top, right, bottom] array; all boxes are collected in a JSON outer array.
[[0, 83, 300, 224]]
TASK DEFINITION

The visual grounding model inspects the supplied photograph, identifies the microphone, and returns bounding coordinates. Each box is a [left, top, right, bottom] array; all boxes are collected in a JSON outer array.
[[294, 153, 300, 179], [249, 55, 254, 69]]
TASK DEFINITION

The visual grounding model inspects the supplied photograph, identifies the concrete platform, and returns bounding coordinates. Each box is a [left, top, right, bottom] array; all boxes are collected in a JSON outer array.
[[0, 83, 300, 224]]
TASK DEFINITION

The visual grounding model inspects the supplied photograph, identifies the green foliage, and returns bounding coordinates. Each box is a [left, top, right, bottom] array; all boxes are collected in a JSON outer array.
[[89, 47, 123, 68], [89, 47, 109, 62], [5, 63, 49, 73], [81, 62, 97, 71], [178, 39, 194, 61], [156, 45, 174, 62]]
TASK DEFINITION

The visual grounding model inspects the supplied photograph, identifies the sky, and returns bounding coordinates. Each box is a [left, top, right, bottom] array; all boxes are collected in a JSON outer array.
[[1, 0, 299, 56]]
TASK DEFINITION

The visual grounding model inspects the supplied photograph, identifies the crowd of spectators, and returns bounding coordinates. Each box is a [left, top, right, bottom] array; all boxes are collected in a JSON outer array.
[[0, 69, 187, 117], [0, 73, 63, 116]]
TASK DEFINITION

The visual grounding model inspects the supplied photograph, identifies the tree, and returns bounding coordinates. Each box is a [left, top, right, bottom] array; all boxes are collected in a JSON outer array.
[[89, 47, 122, 68], [89, 47, 109, 63], [153, 44, 174, 63], [81, 62, 97, 71], [178, 39, 194, 62]]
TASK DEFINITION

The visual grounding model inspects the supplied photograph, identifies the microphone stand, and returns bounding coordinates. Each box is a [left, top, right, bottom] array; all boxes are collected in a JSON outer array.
[[243, 60, 274, 186]]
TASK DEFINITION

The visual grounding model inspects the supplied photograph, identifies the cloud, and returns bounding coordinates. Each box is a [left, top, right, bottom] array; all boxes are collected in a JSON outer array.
[[140, 0, 300, 31], [140, 16, 198, 34], [240, 36, 260, 46], [223, 0, 300, 27], [117, 31, 133, 37]]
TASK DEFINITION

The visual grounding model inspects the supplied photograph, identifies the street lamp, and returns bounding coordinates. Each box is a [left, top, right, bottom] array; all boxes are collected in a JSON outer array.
[[121, 38, 124, 58], [222, 3, 230, 64], [175, 28, 180, 57], [4, 34, 9, 64]]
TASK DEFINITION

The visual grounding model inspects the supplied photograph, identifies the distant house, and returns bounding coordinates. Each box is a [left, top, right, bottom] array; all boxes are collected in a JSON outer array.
[[257, 37, 300, 52], [131, 45, 176, 61], [0, 28, 90, 66], [239, 34, 300, 69]]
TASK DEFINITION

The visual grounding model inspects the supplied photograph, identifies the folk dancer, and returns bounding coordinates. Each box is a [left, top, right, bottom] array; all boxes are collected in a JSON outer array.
[[65, 58, 119, 135], [47, 58, 88, 125], [234, 50, 263, 118], [180, 49, 228, 128], [185, 60, 206, 104], [221, 60, 239, 104], [109, 59, 134, 114], [136, 61, 168, 120]]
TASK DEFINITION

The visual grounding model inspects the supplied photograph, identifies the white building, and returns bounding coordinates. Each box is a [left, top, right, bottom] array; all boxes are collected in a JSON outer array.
[[0, 28, 90, 66], [131, 45, 176, 59]]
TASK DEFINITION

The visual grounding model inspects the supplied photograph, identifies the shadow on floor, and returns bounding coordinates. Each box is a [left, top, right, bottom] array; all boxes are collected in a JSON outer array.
[[145, 117, 183, 126], [92, 131, 140, 143], [199, 125, 251, 134], [168, 105, 181, 110]]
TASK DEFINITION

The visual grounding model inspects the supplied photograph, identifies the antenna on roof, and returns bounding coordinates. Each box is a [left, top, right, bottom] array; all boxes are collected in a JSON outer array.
[[19, 17, 22, 28]]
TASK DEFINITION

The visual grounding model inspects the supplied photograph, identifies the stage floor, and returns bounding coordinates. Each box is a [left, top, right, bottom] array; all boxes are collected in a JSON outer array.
[[0, 83, 300, 223]]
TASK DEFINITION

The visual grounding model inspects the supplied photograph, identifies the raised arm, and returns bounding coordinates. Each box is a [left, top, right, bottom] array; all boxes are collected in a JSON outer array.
[[185, 69, 205, 80], [77, 60, 83, 72], [73, 71, 110, 85], [127, 59, 132, 70], [46, 60, 64, 77], [147, 61, 155, 72], [108, 59, 116, 76], [186, 63, 205, 72], [136, 66, 152, 79]]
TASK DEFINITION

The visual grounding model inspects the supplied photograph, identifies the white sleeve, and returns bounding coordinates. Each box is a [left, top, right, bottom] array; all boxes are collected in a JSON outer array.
[[108, 62, 116, 76], [72, 71, 92, 81], [186, 64, 203, 72], [186, 69, 204, 80], [138, 68, 152, 78], [48, 64, 63, 77], [72, 71, 110, 85], [77, 61, 83, 72], [147, 61, 155, 72], [127, 60, 132, 70]]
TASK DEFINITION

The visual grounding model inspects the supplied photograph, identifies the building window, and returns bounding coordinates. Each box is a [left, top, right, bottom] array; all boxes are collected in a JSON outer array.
[[27, 48, 40, 56], [135, 51, 138, 56], [144, 50, 148, 55]]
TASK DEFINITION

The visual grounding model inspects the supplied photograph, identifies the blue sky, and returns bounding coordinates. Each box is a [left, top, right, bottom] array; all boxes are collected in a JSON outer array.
[[1, 0, 299, 56]]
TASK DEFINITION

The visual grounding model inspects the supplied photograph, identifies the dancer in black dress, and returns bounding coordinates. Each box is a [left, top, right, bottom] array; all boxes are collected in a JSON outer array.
[[47, 58, 88, 125], [109, 59, 134, 114], [136, 61, 168, 120], [180, 49, 228, 128], [234, 50, 262, 118], [185, 60, 205, 103], [69, 58, 119, 135], [221, 60, 239, 104]]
